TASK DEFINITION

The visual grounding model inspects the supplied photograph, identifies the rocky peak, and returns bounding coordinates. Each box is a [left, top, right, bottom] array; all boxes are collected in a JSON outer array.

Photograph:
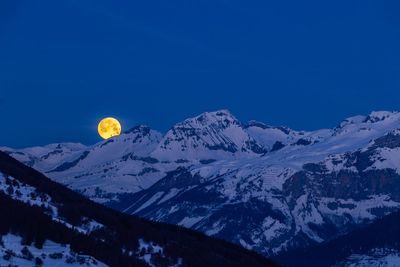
[[363, 111, 399, 124], [125, 125, 152, 135], [152, 110, 266, 160], [179, 109, 240, 129], [119, 125, 162, 146]]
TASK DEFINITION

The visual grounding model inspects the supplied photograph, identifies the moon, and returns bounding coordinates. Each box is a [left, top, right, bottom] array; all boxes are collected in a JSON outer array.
[[98, 117, 122, 139]]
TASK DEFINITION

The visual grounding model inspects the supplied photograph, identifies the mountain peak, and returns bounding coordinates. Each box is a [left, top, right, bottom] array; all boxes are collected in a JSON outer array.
[[181, 109, 240, 128], [364, 110, 399, 123], [202, 109, 234, 117], [336, 111, 400, 129], [124, 125, 152, 135], [152, 109, 267, 160]]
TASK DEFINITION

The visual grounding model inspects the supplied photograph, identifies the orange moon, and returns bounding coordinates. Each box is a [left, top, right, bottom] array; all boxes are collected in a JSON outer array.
[[98, 117, 122, 139]]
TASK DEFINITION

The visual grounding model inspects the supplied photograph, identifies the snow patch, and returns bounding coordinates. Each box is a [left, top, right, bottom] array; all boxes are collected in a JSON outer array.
[[0, 233, 106, 267]]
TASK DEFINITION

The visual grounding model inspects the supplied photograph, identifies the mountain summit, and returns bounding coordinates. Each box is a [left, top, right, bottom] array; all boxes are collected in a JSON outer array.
[[152, 109, 267, 160]]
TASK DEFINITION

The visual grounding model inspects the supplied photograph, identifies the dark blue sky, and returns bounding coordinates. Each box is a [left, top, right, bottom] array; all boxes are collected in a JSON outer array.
[[1, 0, 400, 147]]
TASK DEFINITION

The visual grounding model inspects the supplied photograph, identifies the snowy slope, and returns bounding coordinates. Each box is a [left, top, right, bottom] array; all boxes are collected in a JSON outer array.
[[243, 120, 306, 151], [0, 233, 107, 267], [4, 109, 400, 258], [0, 152, 278, 267], [335, 249, 400, 267], [0, 172, 165, 267]]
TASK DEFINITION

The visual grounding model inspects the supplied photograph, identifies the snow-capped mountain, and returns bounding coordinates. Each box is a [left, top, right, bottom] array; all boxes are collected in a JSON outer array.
[[152, 110, 268, 160], [0, 151, 278, 267], [2, 142, 87, 171], [2, 125, 165, 202], [3, 109, 400, 260]]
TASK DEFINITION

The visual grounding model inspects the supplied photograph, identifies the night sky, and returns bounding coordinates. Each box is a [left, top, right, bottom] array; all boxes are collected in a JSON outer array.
[[1, 0, 400, 148]]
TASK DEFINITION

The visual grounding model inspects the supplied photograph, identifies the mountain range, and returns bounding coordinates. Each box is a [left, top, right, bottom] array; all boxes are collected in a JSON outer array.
[[3, 109, 400, 266], [0, 150, 278, 267]]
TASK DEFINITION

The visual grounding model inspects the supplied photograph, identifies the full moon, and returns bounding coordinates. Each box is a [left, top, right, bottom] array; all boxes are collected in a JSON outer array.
[[98, 117, 122, 139]]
